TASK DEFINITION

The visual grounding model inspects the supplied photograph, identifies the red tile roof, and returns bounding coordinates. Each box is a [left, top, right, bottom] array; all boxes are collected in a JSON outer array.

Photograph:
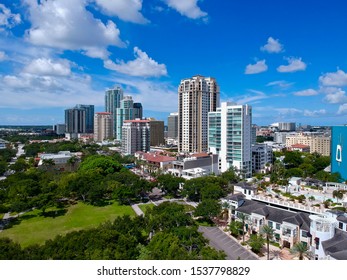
[[291, 144, 310, 148], [142, 153, 176, 163], [96, 112, 112, 115], [191, 152, 209, 158], [124, 120, 149, 123]]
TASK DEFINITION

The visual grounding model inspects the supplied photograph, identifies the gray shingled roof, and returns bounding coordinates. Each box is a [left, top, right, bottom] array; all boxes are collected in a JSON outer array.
[[235, 182, 257, 190], [337, 215, 347, 223], [236, 200, 265, 215], [236, 199, 311, 231], [225, 193, 245, 201], [322, 230, 347, 260]]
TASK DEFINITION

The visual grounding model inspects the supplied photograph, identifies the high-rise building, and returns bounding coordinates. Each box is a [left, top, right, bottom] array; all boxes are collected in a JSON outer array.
[[115, 96, 134, 140], [208, 102, 252, 178], [105, 86, 124, 136], [65, 107, 86, 134], [133, 102, 143, 120], [121, 120, 150, 155], [76, 104, 94, 133], [53, 124, 66, 135], [331, 126, 347, 180], [94, 112, 113, 142], [149, 119, 165, 146], [178, 75, 220, 153], [279, 122, 296, 132], [252, 143, 273, 174], [168, 112, 178, 139]]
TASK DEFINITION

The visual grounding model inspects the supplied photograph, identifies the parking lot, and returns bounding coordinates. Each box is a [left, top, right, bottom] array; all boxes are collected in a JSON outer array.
[[199, 226, 259, 260]]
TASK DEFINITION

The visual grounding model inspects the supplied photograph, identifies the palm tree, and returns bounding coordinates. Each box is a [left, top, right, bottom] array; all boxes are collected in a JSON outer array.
[[290, 242, 312, 260], [221, 201, 230, 223], [260, 224, 275, 260], [269, 249, 285, 260], [237, 212, 248, 243], [333, 190, 344, 203]]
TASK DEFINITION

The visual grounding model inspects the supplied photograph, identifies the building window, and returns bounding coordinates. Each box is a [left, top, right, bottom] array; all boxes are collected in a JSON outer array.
[[301, 231, 308, 238], [315, 237, 320, 250], [276, 223, 281, 230], [268, 221, 273, 228], [339, 222, 343, 229]]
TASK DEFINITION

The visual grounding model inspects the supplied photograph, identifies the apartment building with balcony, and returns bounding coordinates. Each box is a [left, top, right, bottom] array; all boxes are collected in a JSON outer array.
[[224, 195, 347, 259]]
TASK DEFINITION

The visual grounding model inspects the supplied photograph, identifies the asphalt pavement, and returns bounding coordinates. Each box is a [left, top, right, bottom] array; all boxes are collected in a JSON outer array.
[[198, 226, 259, 260]]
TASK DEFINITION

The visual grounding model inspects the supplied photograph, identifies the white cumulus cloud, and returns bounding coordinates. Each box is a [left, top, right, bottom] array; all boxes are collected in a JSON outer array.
[[337, 104, 347, 115], [1, 72, 103, 109], [94, 0, 149, 24], [324, 88, 347, 104], [24, 58, 71, 76], [0, 50, 6, 61], [0, 3, 21, 30], [303, 109, 326, 117], [104, 47, 167, 77], [24, 0, 125, 59], [319, 69, 347, 87], [245, 60, 268, 74], [293, 89, 318, 96], [277, 57, 307, 73], [261, 37, 283, 53], [162, 0, 208, 20]]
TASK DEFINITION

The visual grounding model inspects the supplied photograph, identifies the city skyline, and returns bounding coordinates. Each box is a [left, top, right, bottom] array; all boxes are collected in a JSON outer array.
[[0, 0, 347, 126]]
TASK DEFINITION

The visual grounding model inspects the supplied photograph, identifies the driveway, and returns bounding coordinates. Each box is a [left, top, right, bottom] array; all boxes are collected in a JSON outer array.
[[199, 226, 258, 260]]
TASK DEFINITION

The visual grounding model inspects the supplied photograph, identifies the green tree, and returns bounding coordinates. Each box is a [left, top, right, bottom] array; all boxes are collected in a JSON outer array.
[[237, 212, 248, 243], [146, 202, 193, 234], [157, 174, 185, 197], [194, 199, 221, 221], [9, 158, 29, 172], [290, 242, 311, 260], [78, 155, 123, 176], [298, 163, 315, 177], [0, 160, 7, 175], [0, 238, 23, 260], [248, 234, 265, 254], [201, 183, 224, 200], [285, 168, 304, 178], [333, 190, 344, 203], [283, 151, 303, 168], [260, 225, 275, 260], [229, 220, 243, 237]]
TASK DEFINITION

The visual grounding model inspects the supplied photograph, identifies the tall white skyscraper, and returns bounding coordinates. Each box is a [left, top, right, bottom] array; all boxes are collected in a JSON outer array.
[[178, 75, 220, 153], [115, 95, 134, 141], [105, 86, 124, 136], [208, 102, 252, 178]]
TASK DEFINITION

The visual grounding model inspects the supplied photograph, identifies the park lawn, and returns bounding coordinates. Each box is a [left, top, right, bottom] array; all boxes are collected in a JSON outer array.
[[0, 201, 135, 247], [138, 203, 155, 214]]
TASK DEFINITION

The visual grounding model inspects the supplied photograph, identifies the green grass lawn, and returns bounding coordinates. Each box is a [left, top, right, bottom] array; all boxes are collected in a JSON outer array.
[[0, 201, 135, 247], [0, 213, 4, 220], [138, 203, 154, 214]]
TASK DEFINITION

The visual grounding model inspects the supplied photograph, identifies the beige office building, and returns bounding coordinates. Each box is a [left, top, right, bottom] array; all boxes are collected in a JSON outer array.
[[94, 112, 113, 142], [285, 133, 331, 156], [178, 75, 220, 153]]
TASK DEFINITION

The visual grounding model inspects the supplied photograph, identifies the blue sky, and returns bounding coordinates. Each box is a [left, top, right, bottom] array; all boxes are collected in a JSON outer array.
[[0, 0, 347, 126]]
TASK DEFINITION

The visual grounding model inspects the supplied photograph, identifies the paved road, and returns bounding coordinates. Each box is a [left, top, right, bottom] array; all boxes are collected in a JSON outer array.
[[131, 204, 144, 216], [199, 226, 258, 260]]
